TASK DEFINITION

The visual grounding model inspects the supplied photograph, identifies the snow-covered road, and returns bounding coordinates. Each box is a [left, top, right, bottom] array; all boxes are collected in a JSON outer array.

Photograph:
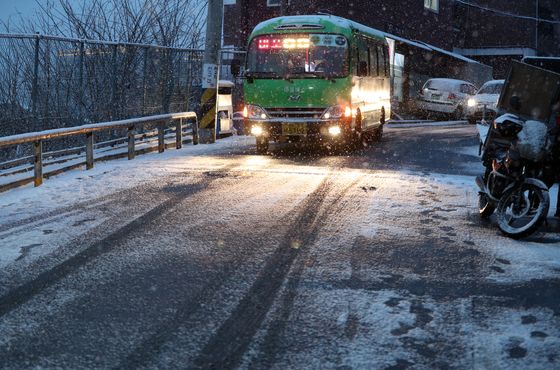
[[0, 123, 558, 369]]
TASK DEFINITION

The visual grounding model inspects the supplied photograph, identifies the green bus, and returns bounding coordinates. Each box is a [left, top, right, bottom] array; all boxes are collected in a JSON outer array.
[[241, 14, 391, 153]]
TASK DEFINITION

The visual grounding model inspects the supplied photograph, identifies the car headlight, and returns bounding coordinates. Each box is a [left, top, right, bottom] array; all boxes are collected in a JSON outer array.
[[467, 98, 476, 107], [321, 105, 352, 120], [243, 105, 269, 120], [251, 126, 263, 136]]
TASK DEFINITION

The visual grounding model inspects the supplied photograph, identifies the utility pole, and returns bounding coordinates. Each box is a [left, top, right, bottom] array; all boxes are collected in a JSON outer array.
[[199, 0, 223, 143]]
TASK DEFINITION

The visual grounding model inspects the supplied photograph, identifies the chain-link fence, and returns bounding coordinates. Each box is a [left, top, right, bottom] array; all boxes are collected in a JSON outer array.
[[0, 33, 204, 161]]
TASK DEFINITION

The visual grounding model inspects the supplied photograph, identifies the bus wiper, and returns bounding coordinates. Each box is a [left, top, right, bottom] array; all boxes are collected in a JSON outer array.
[[300, 71, 337, 83], [245, 71, 279, 83], [313, 73, 334, 82], [246, 71, 280, 78]]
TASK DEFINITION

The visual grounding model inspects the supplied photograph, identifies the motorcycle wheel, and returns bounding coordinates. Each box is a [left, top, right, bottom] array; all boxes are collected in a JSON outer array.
[[478, 193, 495, 218], [496, 182, 549, 239]]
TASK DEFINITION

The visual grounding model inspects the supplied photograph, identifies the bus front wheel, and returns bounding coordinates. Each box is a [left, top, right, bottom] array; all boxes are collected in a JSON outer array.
[[352, 111, 364, 149]]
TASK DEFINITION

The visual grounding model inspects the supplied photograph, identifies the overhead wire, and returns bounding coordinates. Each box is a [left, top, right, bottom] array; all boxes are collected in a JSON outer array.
[[455, 0, 560, 24]]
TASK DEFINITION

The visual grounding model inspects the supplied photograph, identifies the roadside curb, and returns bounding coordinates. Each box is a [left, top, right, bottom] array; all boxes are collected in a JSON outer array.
[[386, 120, 468, 128]]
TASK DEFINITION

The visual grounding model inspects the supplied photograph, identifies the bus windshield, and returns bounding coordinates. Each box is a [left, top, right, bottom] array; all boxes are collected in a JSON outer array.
[[246, 34, 349, 79]]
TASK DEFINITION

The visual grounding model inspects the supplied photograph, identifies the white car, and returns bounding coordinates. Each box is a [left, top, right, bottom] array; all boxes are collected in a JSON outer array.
[[416, 78, 477, 120], [466, 80, 505, 124]]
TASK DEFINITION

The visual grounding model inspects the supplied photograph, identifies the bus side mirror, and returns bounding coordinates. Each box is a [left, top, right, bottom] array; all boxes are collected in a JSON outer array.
[[358, 61, 368, 77], [231, 59, 241, 77]]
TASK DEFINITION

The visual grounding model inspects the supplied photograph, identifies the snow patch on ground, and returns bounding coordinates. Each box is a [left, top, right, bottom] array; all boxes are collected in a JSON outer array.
[[472, 306, 560, 370], [0, 136, 255, 224], [426, 172, 560, 283], [0, 136, 256, 266]]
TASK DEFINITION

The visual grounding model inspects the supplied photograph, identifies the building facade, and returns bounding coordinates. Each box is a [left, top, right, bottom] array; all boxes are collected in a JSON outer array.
[[224, 0, 560, 78], [452, 0, 560, 77]]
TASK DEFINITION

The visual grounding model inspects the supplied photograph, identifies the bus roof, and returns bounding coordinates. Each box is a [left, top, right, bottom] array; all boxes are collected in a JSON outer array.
[[250, 14, 386, 42]]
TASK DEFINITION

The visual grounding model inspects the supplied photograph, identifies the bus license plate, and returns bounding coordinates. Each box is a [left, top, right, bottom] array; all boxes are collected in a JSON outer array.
[[282, 123, 307, 136]]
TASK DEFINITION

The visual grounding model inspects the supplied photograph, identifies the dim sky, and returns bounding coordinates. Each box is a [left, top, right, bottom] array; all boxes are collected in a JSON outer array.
[[0, 0, 67, 25], [0, 0, 37, 23]]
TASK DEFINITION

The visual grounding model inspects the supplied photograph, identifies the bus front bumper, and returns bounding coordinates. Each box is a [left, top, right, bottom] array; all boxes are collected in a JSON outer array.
[[245, 118, 350, 141]]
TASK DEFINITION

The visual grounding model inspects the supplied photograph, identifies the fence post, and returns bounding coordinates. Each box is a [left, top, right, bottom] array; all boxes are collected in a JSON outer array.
[[193, 117, 199, 145], [78, 41, 85, 123], [111, 44, 118, 121], [33, 141, 43, 187], [43, 38, 51, 126], [141, 47, 148, 117], [158, 123, 165, 153], [185, 51, 193, 112], [128, 126, 135, 160], [86, 132, 94, 170], [161, 49, 171, 113], [176, 118, 183, 149], [31, 34, 40, 129]]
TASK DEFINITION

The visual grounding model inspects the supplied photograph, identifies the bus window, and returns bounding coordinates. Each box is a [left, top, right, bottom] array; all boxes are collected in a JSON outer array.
[[369, 47, 378, 77], [384, 47, 390, 76], [357, 43, 369, 76], [378, 45, 388, 77]]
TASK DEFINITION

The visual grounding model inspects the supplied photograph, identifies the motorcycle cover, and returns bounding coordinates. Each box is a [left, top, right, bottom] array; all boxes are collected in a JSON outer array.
[[516, 120, 549, 161]]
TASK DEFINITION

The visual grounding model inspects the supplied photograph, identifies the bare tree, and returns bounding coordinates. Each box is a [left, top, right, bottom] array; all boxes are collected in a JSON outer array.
[[0, 0, 207, 162], [4, 0, 207, 48]]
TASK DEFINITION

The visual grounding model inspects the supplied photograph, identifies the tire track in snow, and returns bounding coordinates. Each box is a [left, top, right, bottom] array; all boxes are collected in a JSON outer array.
[[247, 176, 362, 368], [0, 172, 229, 318], [0, 166, 291, 368], [191, 173, 359, 370], [113, 171, 332, 369], [0, 178, 196, 295], [0, 179, 169, 235]]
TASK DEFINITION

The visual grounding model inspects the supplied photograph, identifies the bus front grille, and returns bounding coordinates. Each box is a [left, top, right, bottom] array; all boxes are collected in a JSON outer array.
[[266, 107, 325, 120]]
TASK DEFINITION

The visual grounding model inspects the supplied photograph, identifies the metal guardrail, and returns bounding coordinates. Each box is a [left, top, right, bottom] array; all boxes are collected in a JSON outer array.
[[0, 112, 199, 188]]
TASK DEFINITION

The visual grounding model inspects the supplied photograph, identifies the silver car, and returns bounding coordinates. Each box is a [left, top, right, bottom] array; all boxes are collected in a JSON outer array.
[[416, 78, 477, 120], [466, 79, 505, 124]]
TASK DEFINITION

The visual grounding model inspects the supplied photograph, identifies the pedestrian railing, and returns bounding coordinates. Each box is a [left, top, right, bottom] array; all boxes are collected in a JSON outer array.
[[0, 112, 198, 189]]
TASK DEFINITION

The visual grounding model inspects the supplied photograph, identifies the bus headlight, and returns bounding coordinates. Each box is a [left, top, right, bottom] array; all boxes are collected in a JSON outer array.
[[467, 98, 476, 107], [244, 105, 269, 120], [328, 126, 341, 136], [321, 105, 352, 120]]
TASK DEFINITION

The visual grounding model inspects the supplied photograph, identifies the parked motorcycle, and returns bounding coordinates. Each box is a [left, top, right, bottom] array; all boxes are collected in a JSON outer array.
[[475, 60, 560, 238], [476, 114, 551, 238]]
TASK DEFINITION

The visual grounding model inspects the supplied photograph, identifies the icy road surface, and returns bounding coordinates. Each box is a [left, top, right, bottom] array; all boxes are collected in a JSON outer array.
[[0, 123, 559, 369]]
